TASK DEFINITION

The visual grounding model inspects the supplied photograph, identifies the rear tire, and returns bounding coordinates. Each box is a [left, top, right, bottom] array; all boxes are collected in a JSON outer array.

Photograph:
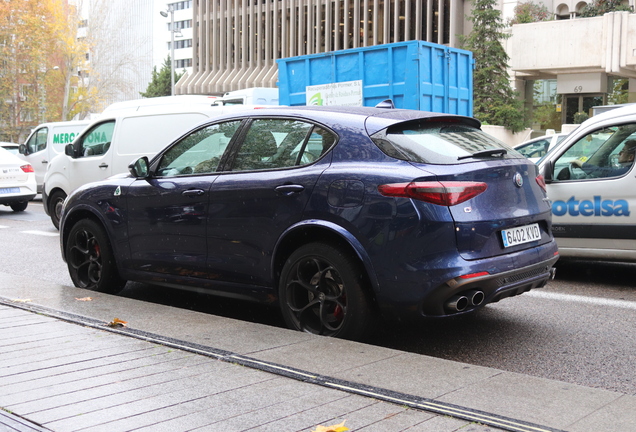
[[49, 190, 67, 230], [10, 201, 28, 212], [65, 219, 126, 294], [279, 242, 374, 341]]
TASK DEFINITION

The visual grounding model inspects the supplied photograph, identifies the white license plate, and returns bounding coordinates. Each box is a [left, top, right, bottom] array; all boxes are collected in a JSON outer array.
[[501, 223, 541, 248], [0, 187, 19, 195]]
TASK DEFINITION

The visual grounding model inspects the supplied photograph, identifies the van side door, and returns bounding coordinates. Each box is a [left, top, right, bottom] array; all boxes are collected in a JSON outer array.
[[69, 121, 116, 192]]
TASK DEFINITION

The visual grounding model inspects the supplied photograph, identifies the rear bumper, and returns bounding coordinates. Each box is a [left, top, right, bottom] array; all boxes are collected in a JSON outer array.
[[0, 193, 36, 205], [420, 253, 559, 317]]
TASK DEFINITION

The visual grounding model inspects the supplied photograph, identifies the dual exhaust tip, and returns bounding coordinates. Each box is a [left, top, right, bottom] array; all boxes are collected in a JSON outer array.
[[445, 290, 485, 313]]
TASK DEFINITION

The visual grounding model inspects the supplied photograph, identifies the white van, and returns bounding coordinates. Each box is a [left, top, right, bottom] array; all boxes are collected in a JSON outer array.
[[213, 88, 279, 106], [102, 95, 220, 114], [42, 104, 261, 228], [18, 120, 91, 193], [538, 103, 636, 261]]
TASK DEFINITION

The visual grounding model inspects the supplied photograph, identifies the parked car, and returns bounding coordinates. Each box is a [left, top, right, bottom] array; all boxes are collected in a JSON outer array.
[[60, 106, 559, 340], [514, 132, 568, 163], [539, 104, 636, 262], [0, 142, 20, 154], [0, 147, 36, 212]]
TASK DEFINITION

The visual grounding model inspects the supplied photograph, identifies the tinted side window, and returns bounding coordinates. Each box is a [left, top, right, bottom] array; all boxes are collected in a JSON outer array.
[[78, 121, 115, 157], [27, 128, 48, 153], [230, 119, 335, 172], [157, 121, 241, 177]]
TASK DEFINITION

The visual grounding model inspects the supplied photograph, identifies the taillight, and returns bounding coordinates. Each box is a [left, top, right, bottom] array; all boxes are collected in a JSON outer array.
[[459, 271, 489, 279], [378, 181, 488, 206], [536, 174, 546, 192], [20, 164, 34, 173]]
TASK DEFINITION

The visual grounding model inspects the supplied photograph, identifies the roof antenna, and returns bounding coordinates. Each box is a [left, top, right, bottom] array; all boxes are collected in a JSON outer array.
[[375, 99, 395, 109]]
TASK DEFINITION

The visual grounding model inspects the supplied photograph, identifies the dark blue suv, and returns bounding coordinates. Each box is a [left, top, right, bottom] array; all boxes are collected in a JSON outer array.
[[60, 106, 558, 340]]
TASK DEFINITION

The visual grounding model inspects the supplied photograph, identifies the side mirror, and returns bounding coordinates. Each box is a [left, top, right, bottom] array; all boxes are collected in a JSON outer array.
[[64, 143, 75, 157], [18, 144, 27, 155], [129, 156, 150, 178], [543, 160, 553, 183]]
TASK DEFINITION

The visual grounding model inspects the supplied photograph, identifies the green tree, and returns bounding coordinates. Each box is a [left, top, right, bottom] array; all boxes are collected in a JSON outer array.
[[507, 1, 552, 25], [580, 0, 632, 17], [461, 0, 526, 132], [140, 56, 184, 98], [608, 78, 628, 105]]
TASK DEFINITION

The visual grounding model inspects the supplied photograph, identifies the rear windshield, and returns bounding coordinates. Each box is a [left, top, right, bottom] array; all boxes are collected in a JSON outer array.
[[372, 120, 522, 165]]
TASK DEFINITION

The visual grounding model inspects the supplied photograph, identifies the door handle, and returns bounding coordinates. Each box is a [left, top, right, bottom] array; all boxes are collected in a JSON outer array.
[[182, 189, 205, 197], [42, 160, 48, 164], [98, 163, 108, 169], [275, 184, 305, 196]]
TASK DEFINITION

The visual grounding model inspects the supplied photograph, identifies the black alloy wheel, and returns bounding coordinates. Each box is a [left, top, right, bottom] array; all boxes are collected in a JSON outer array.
[[65, 219, 126, 294], [279, 242, 373, 341]]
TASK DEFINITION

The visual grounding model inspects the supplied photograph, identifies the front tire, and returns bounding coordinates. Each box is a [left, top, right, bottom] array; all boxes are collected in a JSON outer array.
[[49, 190, 67, 230], [279, 242, 374, 341], [65, 219, 126, 294]]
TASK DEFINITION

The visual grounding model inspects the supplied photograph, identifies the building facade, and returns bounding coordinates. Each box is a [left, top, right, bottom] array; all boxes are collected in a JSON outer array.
[[178, 0, 469, 94], [176, 0, 636, 129]]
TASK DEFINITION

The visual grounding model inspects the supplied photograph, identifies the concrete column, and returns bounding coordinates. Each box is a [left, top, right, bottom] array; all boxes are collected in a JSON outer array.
[[629, 79, 636, 103]]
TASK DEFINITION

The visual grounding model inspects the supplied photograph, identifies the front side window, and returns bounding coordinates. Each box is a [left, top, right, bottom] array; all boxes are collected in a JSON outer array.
[[78, 121, 115, 157], [552, 123, 636, 181], [229, 119, 336, 172], [26, 128, 47, 153], [156, 121, 241, 177], [373, 120, 521, 165]]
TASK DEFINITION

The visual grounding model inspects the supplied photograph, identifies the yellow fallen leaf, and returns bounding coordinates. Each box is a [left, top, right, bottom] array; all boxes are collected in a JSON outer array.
[[107, 318, 128, 328], [75, 297, 93, 301], [312, 420, 348, 432], [12, 299, 32, 303]]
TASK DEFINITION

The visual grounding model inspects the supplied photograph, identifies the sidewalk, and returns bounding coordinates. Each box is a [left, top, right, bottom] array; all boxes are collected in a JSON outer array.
[[0, 272, 633, 432]]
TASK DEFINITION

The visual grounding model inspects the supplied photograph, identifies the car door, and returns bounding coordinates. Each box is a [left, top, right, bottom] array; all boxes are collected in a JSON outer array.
[[545, 122, 636, 259], [206, 118, 336, 287], [69, 121, 116, 191], [125, 120, 242, 276]]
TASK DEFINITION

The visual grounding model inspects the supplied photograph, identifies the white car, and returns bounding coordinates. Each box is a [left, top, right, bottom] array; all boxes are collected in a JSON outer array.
[[0, 147, 36, 212], [538, 104, 636, 262], [514, 133, 568, 163]]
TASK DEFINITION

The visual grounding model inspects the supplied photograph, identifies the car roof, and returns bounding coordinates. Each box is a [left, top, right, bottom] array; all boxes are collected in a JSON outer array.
[[517, 132, 568, 146], [199, 106, 482, 136]]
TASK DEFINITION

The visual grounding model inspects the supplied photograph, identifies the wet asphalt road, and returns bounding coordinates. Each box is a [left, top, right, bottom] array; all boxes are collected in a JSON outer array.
[[2, 201, 635, 395]]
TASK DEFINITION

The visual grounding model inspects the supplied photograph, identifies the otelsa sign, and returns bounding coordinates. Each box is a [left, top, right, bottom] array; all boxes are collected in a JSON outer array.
[[306, 80, 363, 106]]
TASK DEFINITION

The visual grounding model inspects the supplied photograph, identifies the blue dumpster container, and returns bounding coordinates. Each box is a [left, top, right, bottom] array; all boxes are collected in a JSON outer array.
[[276, 40, 473, 116]]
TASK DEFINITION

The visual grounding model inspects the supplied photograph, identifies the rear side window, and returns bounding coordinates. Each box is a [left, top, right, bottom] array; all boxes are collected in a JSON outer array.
[[229, 119, 336, 172], [372, 120, 521, 165]]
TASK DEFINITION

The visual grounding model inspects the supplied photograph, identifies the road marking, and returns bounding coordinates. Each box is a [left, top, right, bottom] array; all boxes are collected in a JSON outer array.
[[527, 290, 636, 310], [20, 230, 59, 237]]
